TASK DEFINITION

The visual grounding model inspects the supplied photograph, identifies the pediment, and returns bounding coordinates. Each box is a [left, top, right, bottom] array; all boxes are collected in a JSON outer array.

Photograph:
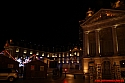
[[82, 9, 125, 25]]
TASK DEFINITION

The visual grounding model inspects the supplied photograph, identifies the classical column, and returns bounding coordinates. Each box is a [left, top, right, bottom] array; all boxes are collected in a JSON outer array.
[[95, 29, 100, 57], [112, 26, 118, 56], [84, 31, 89, 57]]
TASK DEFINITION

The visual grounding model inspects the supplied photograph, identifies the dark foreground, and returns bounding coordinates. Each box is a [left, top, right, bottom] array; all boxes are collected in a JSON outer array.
[[0, 74, 88, 83]]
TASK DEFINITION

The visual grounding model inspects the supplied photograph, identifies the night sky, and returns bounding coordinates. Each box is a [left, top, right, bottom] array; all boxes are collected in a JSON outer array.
[[0, 0, 120, 51]]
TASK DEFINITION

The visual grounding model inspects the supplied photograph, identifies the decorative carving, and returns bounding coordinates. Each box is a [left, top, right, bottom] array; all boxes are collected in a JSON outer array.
[[111, 0, 125, 9], [82, 9, 125, 26], [86, 8, 94, 17], [114, 0, 121, 8], [81, 15, 125, 31]]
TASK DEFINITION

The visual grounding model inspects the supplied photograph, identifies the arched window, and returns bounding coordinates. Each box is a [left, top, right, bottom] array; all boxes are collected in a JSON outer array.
[[16, 48, 19, 52]]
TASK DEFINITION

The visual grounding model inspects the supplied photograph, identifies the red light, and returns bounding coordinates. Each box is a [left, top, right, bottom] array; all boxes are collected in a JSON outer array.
[[65, 69, 67, 72]]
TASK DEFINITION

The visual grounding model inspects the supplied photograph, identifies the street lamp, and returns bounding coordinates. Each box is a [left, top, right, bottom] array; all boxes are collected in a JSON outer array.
[[64, 68, 67, 78]]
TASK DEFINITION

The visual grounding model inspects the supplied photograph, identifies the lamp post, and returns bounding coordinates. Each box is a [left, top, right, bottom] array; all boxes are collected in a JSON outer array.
[[64, 68, 67, 78]]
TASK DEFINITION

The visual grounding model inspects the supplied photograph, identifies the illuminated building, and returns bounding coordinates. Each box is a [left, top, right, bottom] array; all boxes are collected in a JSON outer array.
[[80, 1, 125, 79], [3, 40, 83, 72]]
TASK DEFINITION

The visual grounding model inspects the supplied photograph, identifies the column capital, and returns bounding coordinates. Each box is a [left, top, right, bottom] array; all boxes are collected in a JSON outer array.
[[95, 29, 101, 32], [84, 31, 90, 34], [113, 24, 119, 28]]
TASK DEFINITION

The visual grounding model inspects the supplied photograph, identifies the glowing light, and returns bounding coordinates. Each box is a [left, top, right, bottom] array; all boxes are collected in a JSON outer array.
[[40, 57, 43, 58], [67, 53, 69, 57], [84, 63, 88, 73], [23, 50, 27, 54], [36, 52, 39, 55], [42, 53, 44, 56], [59, 54, 61, 57], [74, 52, 76, 55], [52, 55, 55, 57], [70, 54, 72, 56], [77, 52, 79, 56], [30, 51, 33, 54], [16, 48, 19, 52], [17, 58, 21, 62], [47, 54, 49, 57], [55, 54, 57, 57], [64, 69, 67, 72], [62, 53, 65, 57], [77, 60, 79, 63]]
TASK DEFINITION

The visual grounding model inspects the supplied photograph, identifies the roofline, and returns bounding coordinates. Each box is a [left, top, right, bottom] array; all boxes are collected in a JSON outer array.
[[82, 8, 125, 26]]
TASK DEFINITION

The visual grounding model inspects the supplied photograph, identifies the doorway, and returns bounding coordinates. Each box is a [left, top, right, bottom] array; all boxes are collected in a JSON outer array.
[[102, 61, 111, 79]]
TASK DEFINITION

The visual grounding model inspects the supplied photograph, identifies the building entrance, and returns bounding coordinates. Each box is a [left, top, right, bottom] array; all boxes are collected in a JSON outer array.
[[102, 61, 111, 79]]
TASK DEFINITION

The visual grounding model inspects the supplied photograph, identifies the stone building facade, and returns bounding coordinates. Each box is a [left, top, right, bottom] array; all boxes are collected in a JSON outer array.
[[80, 8, 125, 79]]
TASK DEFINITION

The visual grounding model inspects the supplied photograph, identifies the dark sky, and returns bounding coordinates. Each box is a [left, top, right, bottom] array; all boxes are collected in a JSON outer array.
[[1, 0, 118, 50]]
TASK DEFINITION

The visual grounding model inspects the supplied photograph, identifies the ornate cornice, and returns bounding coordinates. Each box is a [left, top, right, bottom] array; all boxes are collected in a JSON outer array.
[[81, 15, 125, 31]]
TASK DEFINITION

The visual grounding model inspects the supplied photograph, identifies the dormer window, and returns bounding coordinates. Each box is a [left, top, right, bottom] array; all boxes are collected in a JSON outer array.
[[30, 51, 33, 54], [16, 48, 19, 52], [36, 52, 39, 55], [24, 50, 27, 54]]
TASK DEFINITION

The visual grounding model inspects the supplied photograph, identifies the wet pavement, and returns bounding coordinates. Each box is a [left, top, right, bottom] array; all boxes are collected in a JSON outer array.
[[0, 74, 89, 83], [63, 74, 89, 83]]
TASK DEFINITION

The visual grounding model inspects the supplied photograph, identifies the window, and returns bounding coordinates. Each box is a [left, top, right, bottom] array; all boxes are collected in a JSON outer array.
[[58, 58, 60, 60], [40, 66, 44, 71], [24, 50, 27, 54], [30, 51, 33, 54], [77, 57, 79, 60], [52, 54, 55, 57], [16, 48, 19, 52], [42, 53, 44, 56], [77, 52, 79, 56], [59, 54, 61, 57], [77, 60, 79, 63], [66, 58, 69, 60], [36, 52, 39, 55], [47, 54, 49, 57], [74, 52, 76, 55], [62, 53, 65, 57], [67, 53, 69, 57], [55, 54, 57, 57]]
